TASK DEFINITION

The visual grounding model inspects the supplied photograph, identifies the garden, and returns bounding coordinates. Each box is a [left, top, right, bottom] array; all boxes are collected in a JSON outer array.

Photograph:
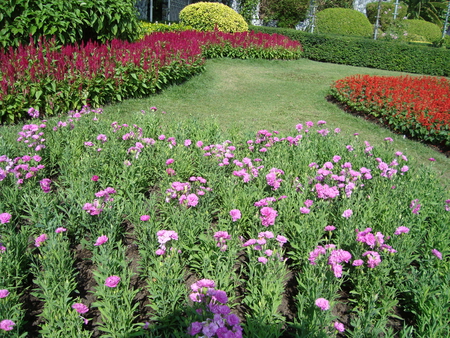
[[1, 1, 450, 338]]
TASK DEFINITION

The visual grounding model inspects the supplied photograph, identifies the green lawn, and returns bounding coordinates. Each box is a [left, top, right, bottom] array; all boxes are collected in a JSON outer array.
[[103, 57, 450, 186]]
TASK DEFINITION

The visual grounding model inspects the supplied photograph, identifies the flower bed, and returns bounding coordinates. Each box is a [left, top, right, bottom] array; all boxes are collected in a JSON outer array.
[[330, 75, 450, 147], [0, 31, 302, 124], [0, 108, 449, 337]]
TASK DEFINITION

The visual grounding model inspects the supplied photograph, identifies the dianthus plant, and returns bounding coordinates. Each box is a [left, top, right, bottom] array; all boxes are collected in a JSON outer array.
[[187, 279, 243, 337], [165, 177, 212, 207]]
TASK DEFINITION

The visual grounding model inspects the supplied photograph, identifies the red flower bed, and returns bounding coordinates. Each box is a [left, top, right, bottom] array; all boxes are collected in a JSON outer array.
[[0, 31, 302, 124], [331, 75, 450, 146]]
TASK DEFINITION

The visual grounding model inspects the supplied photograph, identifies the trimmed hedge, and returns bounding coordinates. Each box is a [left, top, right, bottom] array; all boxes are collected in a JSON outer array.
[[316, 8, 373, 37], [179, 2, 248, 33], [250, 25, 450, 76]]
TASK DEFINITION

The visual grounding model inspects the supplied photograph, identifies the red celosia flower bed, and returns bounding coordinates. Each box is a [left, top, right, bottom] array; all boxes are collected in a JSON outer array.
[[330, 75, 450, 146], [0, 31, 302, 124]]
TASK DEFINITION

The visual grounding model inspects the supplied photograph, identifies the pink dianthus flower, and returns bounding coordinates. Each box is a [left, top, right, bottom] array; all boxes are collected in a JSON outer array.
[[315, 298, 329, 310]]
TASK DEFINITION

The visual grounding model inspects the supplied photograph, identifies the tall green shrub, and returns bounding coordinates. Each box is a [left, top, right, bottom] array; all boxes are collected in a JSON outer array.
[[366, 1, 408, 31], [260, 0, 309, 28], [316, 8, 373, 37], [0, 0, 140, 48], [403, 19, 442, 42], [179, 2, 248, 32]]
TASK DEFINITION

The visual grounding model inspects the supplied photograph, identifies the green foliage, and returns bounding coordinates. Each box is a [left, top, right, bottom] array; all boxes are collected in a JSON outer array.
[[139, 21, 193, 38], [316, 8, 373, 37], [403, 19, 442, 41], [260, 0, 309, 28], [236, 0, 260, 23], [316, 0, 353, 11], [0, 0, 140, 48], [366, 2, 408, 31], [179, 2, 248, 32], [405, 0, 448, 27], [251, 25, 450, 76]]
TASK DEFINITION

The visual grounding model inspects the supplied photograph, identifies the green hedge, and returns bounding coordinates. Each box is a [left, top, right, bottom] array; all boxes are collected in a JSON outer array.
[[250, 25, 450, 76]]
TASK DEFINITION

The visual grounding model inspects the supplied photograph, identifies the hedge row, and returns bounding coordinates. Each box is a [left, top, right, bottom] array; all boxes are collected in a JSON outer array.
[[250, 26, 450, 76]]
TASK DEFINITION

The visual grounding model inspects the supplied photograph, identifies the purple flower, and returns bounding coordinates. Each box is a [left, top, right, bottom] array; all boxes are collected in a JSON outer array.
[[155, 248, 165, 255], [34, 234, 48, 247], [165, 158, 174, 165], [0, 319, 15, 331], [428, 158, 436, 161], [352, 259, 364, 266], [94, 235, 108, 246], [140, 215, 150, 221], [72, 303, 89, 314], [0, 290, 10, 298], [0, 213, 12, 224], [40, 178, 51, 193], [91, 175, 99, 181], [191, 279, 215, 292], [55, 227, 67, 233], [300, 207, 310, 214], [342, 209, 353, 219], [258, 257, 268, 264], [96, 134, 108, 143], [334, 321, 345, 332], [394, 226, 409, 235], [363, 251, 382, 268], [276, 235, 288, 246], [324, 225, 336, 231], [186, 193, 199, 207], [105, 275, 120, 287], [230, 209, 241, 222], [184, 139, 192, 147], [188, 321, 203, 335], [432, 249, 442, 260], [315, 298, 329, 310]]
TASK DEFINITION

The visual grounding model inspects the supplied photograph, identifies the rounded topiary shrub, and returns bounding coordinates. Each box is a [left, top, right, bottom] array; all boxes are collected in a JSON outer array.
[[366, 2, 408, 31], [403, 19, 442, 42], [316, 8, 373, 37], [179, 2, 248, 32]]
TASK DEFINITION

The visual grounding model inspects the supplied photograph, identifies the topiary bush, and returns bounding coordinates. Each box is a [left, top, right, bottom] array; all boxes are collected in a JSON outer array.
[[179, 2, 248, 33], [316, 8, 373, 37], [0, 0, 140, 48], [366, 2, 408, 31], [403, 19, 442, 42]]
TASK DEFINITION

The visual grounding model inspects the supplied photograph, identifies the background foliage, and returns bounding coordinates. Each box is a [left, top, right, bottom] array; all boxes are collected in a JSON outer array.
[[0, 0, 140, 48], [251, 25, 450, 75], [259, 0, 309, 28]]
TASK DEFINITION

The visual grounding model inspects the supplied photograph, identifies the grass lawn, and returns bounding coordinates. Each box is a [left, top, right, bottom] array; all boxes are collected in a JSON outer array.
[[103, 57, 450, 186]]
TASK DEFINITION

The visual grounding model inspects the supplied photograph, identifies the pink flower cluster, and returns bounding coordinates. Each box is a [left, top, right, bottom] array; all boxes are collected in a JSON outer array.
[[232, 157, 264, 183], [356, 227, 396, 253], [17, 123, 47, 151], [94, 235, 108, 246], [214, 231, 231, 251], [40, 178, 51, 193], [259, 206, 278, 227], [202, 140, 235, 166], [0, 213, 11, 224], [83, 187, 117, 215], [243, 231, 287, 264], [308, 245, 352, 277], [266, 168, 284, 190], [165, 178, 211, 207], [0, 320, 15, 331], [188, 279, 242, 338], [229, 209, 241, 222], [0, 154, 45, 185], [410, 199, 421, 214], [105, 275, 120, 288], [156, 230, 179, 256], [34, 233, 48, 247]]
